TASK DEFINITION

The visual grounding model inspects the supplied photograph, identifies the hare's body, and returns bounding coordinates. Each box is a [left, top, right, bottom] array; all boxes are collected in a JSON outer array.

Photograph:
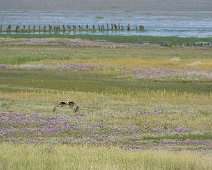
[[53, 101, 79, 113]]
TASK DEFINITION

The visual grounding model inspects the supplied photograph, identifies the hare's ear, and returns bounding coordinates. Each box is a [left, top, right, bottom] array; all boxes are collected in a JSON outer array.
[[68, 102, 75, 108], [68, 101, 75, 105], [53, 105, 57, 112], [60, 101, 66, 105], [73, 105, 79, 113]]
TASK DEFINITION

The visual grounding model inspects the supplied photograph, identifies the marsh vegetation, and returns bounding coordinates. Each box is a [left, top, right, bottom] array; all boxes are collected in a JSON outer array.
[[0, 37, 211, 169]]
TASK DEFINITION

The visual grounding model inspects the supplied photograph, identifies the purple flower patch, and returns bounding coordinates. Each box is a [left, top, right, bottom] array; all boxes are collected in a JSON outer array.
[[0, 64, 11, 70], [60, 64, 96, 71], [0, 112, 73, 136], [133, 68, 212, 81]]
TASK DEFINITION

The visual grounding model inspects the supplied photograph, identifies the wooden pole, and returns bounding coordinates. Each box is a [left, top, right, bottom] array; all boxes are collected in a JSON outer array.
[[33, 25, 36, 32], [28, 25, 31, 32], [114, 24, 117, 30], [62, 25, 66, 32], [118, 24, 120, 30], [106, 24, 109, 30], [23, 25, 26, 32], [16, 26, 20, 32], [127, 24, 130, 31], [49, 25, 52, 31], [7, 25, 11, 32], [139, 25, 144, 31], [44, 25, 46, 32], [111, 24, 114, 30], [67, 25, 71, 31], [101, 24, 104, 31]]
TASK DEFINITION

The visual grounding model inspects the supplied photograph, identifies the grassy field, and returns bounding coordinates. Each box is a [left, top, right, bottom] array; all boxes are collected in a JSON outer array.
[[0, 143, 211, 170], [0, 37, 212, 169]]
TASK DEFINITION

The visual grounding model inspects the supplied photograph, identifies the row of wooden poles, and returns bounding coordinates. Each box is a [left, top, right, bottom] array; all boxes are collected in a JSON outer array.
[[0, 24, 145, 32], [160, 41, 212, 47]]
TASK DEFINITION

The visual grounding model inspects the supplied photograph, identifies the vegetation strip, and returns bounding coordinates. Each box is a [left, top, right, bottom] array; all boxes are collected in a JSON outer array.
[[0, 34, 212, 46], [0, 143, 211, 170], [143, 134, 212, 140]]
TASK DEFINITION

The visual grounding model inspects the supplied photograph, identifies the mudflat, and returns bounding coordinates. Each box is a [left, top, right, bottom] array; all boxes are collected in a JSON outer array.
[[1, 0, 212, 12]]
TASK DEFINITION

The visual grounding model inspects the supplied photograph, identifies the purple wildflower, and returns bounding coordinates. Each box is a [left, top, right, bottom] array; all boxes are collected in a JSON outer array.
[[60, 64, 96, 71], [0, 64, 11, 69], [174, 127, 190, 134], [133, 68, 212, 81]]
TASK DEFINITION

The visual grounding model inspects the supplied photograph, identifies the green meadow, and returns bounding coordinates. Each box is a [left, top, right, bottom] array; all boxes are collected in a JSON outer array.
[[0, 37, 212, 169], [1, 34, 212, 45]]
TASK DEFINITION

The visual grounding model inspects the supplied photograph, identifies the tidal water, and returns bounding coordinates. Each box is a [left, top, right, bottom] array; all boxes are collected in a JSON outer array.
[[0, 11, 212, 38]]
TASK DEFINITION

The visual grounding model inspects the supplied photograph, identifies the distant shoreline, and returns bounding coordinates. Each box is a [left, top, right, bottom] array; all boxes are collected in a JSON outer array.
[[1, 10, 212, 14], [1, 0, 212, 12]]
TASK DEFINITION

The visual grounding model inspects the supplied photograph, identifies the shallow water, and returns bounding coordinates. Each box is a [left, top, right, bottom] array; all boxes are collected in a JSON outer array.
[[0, 11, 212, 38]]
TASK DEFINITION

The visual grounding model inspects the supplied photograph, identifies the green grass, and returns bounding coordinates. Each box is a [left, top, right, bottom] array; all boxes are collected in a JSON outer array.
[[0, 54, 70, 65], [143, 134, 212, 140], [0, 34, 212, 45], [0, 143, 211, 170], [0, 69, 211, 95]]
